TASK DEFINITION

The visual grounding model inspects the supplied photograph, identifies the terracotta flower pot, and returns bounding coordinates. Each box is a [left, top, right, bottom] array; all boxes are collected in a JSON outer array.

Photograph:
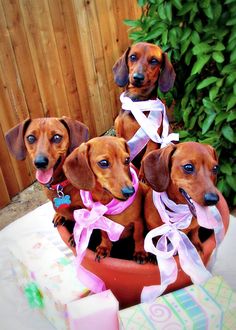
[[57, 192, 229, 309]]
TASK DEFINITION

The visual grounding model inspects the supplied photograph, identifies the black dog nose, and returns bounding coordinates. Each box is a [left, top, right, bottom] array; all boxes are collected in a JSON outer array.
[[204, 192, 219, 206], [133, 72, 144, 81], [121, 186, 135, 199], [34, 155, 49, 169]]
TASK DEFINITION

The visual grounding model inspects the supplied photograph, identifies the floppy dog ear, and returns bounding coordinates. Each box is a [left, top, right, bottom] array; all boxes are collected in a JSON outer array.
[[63, 142, 95, 191], [142, 144, 176, 191], [112, 47, 130, 87], [206, 144, 218, 162], [60, 116, 89, 153], [158, 52, 176, 93], [5, 118, 31, 160]]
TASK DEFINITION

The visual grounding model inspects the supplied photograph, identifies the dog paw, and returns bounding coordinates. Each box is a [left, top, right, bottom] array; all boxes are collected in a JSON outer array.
[[68, 234, 76, 248], [133, 251, 149, 264], [148, 253, 157, 264], [52, 214, 66, 227], [95, 246, 111, 262]]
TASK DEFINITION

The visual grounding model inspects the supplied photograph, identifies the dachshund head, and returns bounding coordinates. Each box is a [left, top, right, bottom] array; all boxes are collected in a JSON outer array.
[[113, 42, 176, 100]]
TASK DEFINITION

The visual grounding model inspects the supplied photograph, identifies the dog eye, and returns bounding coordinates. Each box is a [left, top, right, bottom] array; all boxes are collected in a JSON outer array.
[[51, 134, 62, 143], [183, 164, 195, 174], [124, 157, 130, 165], [129, 54, 137, 62], [212, 165, 219, 174], [150, 57, 159, 65], [27, 135, 36, 144], [98, 159, 110, 169]]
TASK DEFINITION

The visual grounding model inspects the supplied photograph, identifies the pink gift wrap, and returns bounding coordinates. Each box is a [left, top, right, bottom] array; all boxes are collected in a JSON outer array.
[[9, 233, 90, 330], [67, 289, 119, 330], [119, 276, 236, 329]]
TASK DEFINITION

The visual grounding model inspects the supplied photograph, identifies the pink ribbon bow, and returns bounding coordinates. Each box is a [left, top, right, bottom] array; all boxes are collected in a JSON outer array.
[[120, 93, 179, 160], [73, 167, 139, 293], [141, 191, 224, 303]]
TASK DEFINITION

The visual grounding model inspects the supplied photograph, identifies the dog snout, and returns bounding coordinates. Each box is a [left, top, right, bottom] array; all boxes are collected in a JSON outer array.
[[121, 186, 135, 199], [133, 72, 145, 85], [34, 155, 49, 169], [204, 192, 219, 206]]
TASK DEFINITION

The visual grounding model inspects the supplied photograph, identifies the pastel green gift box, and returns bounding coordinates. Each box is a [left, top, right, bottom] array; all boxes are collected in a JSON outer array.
[[9, 232, 90, 330], [119, 276, 236, 329]]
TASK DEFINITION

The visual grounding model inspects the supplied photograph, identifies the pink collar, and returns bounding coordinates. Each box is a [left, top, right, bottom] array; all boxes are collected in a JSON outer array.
[[73, 167, 139, 293], [141, 191, 224, 303], [120, 92, 179, 160]]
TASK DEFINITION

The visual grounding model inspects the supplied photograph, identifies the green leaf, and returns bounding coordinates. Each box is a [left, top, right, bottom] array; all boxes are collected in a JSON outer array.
[[171, 0, 182, 10], [213, 42, 225, 51], [191, 55, 210, 75], [209, 86, 219, 101], [201, 113, 216, 134], [197, 77, 218, 90], [138, 0, 147, 6], [191, 31, 200, 45], [203, 5, 213, 19], [212, 52, 224, 63], [215, 112, 228, 125], [192, 42, 211, 55], [226, 17, 236, 26], [144, 28, 163, 41], [177, 2, 194, 16], [178, 130, 189, 138], [165, 2, 172, 22], [226, 175, 236, 191], [222, 125, 235, 143], [220, 163, 232, 175], [123, 19, 141, 27], [227, 111, 236, 122], [227, 95, 236, 110]]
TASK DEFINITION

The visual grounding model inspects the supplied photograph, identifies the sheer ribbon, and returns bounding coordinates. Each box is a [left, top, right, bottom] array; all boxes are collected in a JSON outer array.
[[73, 167, 139, 293], [141, 191, 224, 303], [120, 93, 179, 160]]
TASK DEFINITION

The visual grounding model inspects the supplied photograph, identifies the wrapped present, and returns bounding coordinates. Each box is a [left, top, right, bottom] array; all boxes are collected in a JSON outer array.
[[68, 289, 119, 330], [9, 232, 90, 330], [119, 276, 236, 329], [204, 276, 236, 329]]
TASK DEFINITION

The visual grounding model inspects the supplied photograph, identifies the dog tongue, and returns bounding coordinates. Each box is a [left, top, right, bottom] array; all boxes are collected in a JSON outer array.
[[36, 168, 53, 185], [192, 201, 218, 229]]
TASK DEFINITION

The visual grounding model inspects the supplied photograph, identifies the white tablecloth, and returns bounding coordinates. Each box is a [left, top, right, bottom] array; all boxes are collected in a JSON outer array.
[[0, 202, 235, 330]]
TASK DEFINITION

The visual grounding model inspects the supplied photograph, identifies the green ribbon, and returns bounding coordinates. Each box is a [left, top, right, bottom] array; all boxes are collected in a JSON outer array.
[[24, 282, 44, 308]]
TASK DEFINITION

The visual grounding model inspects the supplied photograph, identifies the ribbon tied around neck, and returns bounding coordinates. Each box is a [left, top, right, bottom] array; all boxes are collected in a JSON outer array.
[[120, 92, 179, 160], [141, 191, 224, 303], [73, 167, 139, 293]]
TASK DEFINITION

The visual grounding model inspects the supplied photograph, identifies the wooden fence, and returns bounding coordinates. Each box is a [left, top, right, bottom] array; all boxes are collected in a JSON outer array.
[[0, 0, 141, 208]]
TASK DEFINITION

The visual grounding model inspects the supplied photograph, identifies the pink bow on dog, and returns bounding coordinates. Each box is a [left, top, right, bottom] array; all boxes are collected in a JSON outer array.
[[73, 167, 139, 293], [141, 191, 224, 303]]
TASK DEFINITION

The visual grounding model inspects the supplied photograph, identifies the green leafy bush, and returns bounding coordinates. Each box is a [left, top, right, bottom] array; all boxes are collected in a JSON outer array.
[[125, 0, 236, 207]]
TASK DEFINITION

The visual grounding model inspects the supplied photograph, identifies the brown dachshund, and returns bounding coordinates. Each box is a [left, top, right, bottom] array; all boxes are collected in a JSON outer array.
[[5, 117, 89, 241], [142, 142, 220, 252], [113, 42, 176, 169], [63, 135, 149, 263]]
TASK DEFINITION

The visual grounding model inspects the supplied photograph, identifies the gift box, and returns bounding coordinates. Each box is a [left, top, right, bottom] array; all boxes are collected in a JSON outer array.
[[204, 276, 236, 329], [9, 232, 90, 330], [68, 289, 119, 330], [119, 276, 236, 329]]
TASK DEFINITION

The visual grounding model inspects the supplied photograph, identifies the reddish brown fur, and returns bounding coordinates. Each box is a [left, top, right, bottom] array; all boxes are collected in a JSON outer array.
[[113, 42, 176, 170], [63, 136, 149, 263], [142, 142, 219, 251], [5, 117, 89, 230]]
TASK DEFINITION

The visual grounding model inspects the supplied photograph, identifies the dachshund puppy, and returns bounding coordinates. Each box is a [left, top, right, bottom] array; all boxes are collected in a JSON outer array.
[[113, 42, 176, 170], [142, 142, 220, 251], [5, 117, 89, 240], [63, 135, 149, 263]]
